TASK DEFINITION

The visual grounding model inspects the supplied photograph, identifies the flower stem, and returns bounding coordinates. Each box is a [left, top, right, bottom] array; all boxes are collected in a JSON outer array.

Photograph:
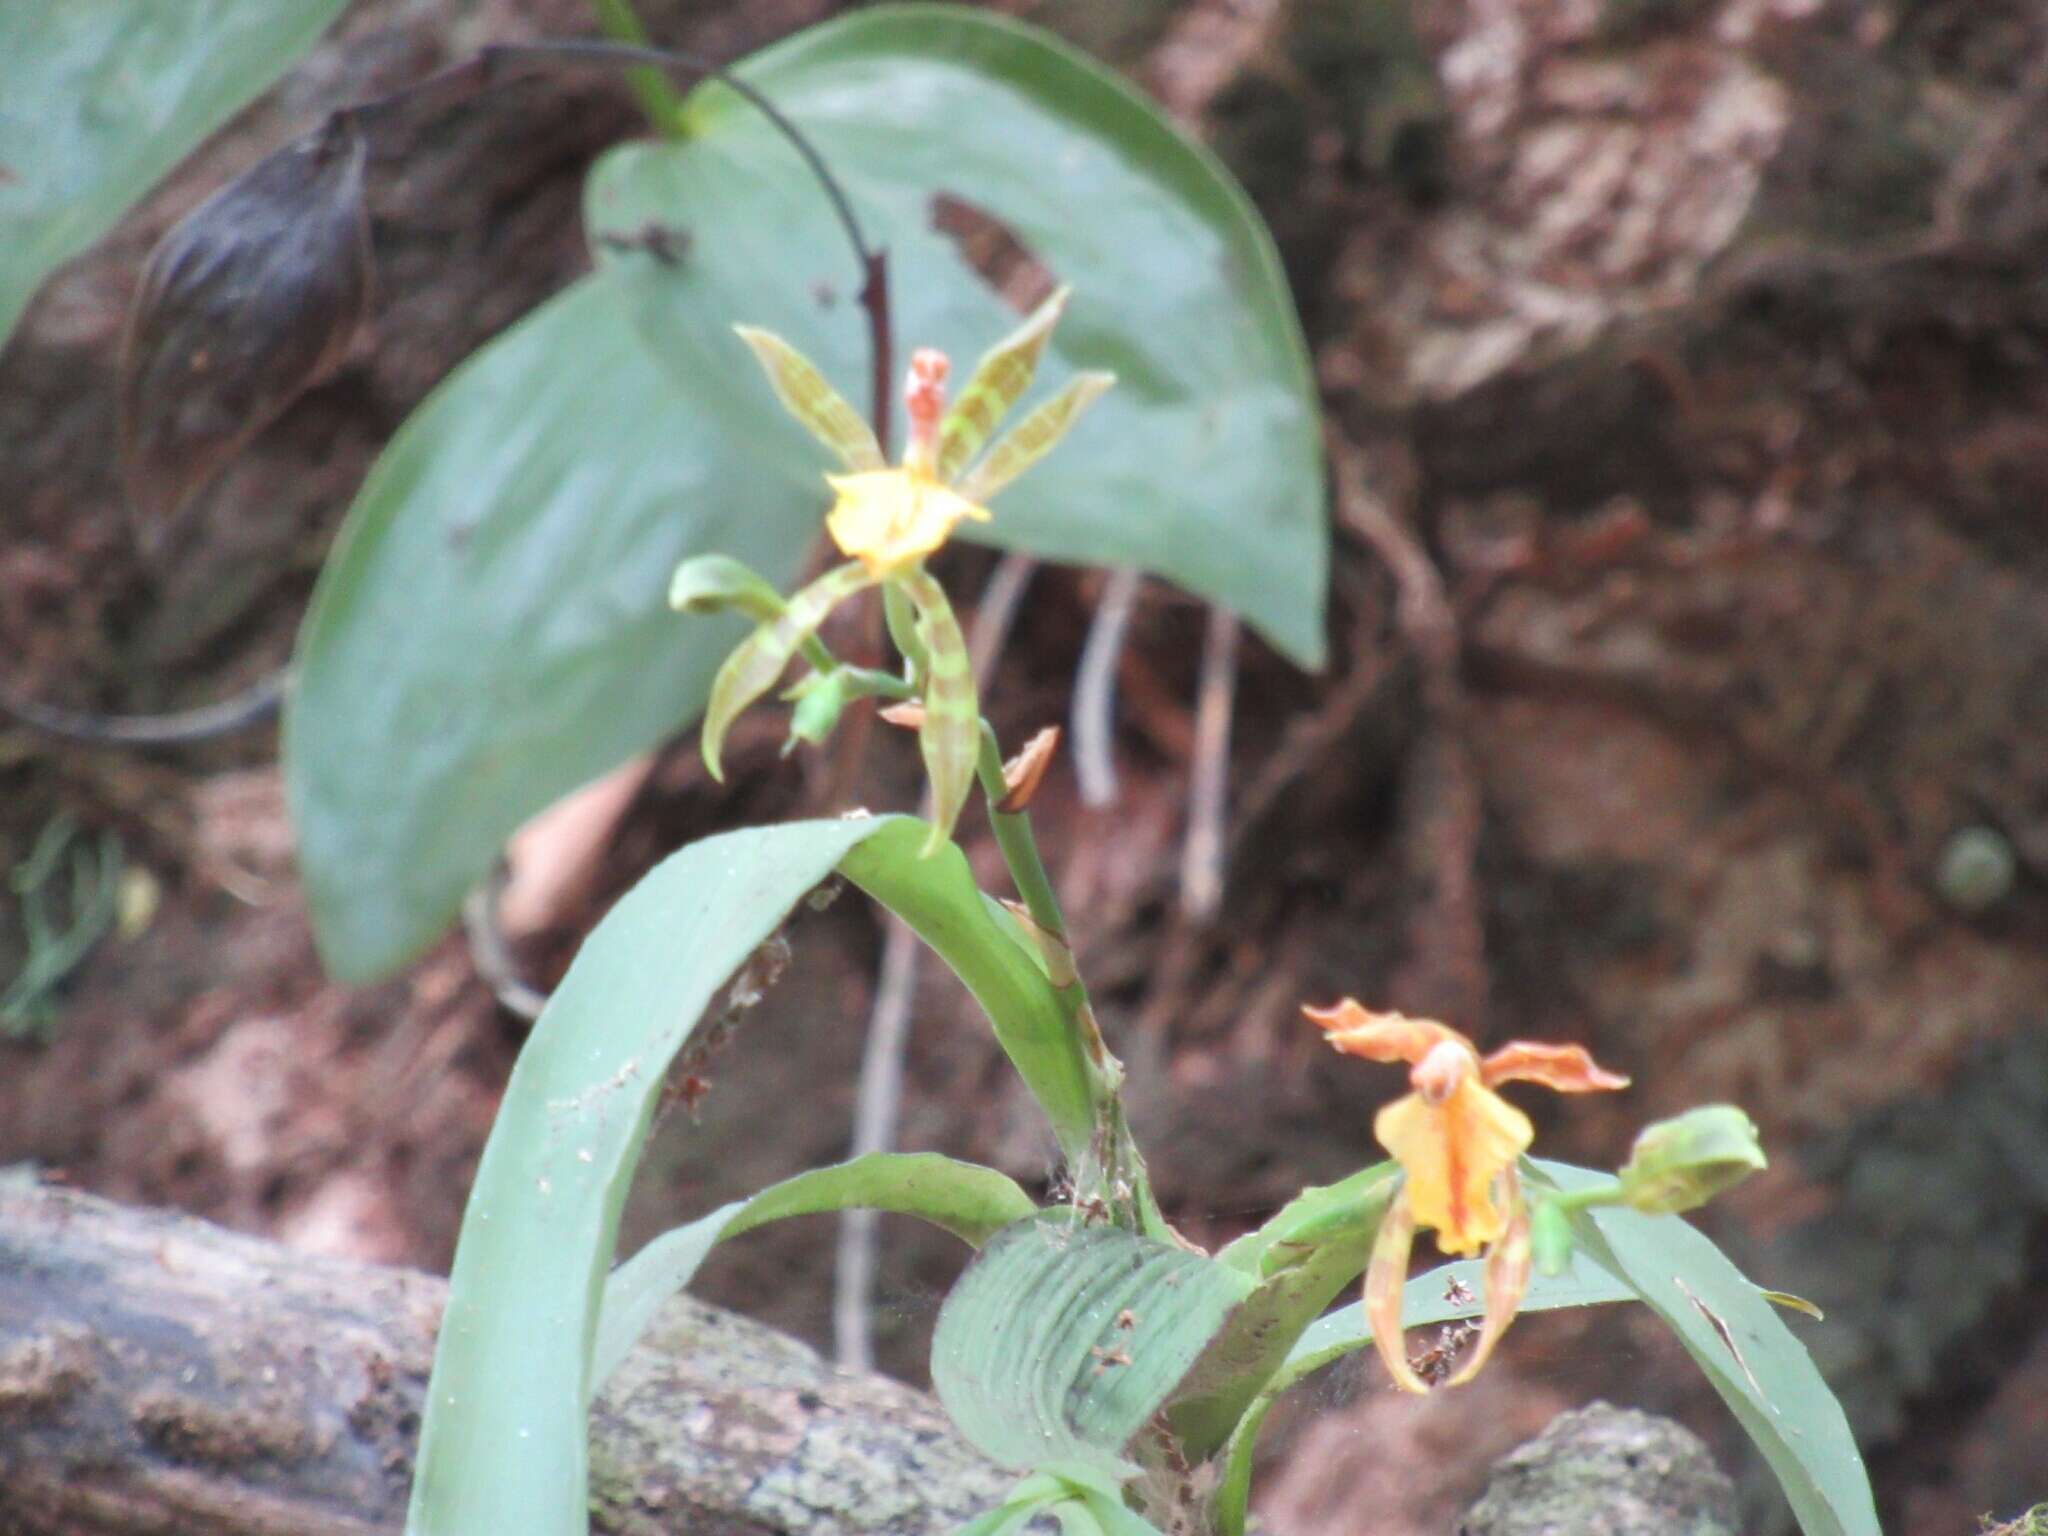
[[973, 726, 1167, 1238]]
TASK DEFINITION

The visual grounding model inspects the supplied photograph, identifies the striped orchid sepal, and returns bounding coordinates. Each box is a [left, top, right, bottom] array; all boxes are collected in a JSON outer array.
[[680, 310, 1114, 851]]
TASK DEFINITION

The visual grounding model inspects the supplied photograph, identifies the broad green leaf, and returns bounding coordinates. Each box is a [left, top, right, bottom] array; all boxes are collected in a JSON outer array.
[[733, 323, 886, 470], [700, 560, 875, 779], [933, 1214, 1256, 1477], [591, 1151, 1034, 1392], [0, 0, 348, 347], [405, 818, 885, 1536], [936, 285, 1070, 481], [841, 818, 1096, 1162], [588, 4, 1326, 668], [1538, 1160, 1880, 1536], [285, 271, 825, 981]]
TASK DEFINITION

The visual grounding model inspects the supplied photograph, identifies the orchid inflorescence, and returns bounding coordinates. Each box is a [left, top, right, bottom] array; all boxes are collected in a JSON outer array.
[[671, 289, 1112, 854]]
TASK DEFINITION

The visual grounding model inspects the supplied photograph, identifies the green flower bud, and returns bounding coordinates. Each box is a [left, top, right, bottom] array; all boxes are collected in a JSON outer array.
[[669, 554, 789, 624], [1617, 1105, 1766, 1215], [1530, 1195, 1575, 1277], [785, 669, 852, 749]]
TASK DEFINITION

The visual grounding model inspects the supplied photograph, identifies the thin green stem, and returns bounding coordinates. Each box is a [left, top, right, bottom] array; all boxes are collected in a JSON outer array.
[[587, 0, 688, 131], [972, 725, 1168, 1239]]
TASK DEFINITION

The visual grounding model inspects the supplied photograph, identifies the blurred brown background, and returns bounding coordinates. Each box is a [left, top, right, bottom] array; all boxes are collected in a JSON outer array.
[[4, 0, 2046, 1530]]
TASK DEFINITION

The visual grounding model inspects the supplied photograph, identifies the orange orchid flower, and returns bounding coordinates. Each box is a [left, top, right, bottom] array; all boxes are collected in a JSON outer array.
[[1304, 1000, 1629, 1392]]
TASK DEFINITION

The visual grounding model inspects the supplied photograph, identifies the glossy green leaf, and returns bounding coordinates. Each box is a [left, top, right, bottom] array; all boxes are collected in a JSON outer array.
[[841, 818, 1096, 1162], [405, 817, 884, 1536], [932, 1214, 1256, 1477], [285, 272, 825, 981], [0, 0, 348, 346], [588, 4, 1326, 668], [290, 5, 1324, 982], [1539, 1160, 1879, 1536], [590, 1151, 1034, 1393]]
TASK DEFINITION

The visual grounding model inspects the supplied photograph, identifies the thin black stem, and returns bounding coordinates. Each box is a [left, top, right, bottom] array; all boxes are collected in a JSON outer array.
[[345, 37, 895, 450]]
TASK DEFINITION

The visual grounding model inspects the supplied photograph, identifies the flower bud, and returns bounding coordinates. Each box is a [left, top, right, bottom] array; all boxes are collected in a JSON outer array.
[[1617, 1106, 1766, 1215], [785, 669, 852, 749], [1529, 1194, 1575, 1276]]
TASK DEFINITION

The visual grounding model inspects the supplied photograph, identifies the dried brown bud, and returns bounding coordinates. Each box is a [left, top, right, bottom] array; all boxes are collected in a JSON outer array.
[[878, 702, 927, 730], [118, 113, 374, 526], [997, 724, 1060, 813]]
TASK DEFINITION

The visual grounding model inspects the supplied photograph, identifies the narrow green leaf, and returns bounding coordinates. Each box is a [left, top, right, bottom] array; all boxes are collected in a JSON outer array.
[[404, 818, 887, 1536], [936, 285, 1070, 482], [287, 272, 826, 982], [590, 1152, 1034, 1393], [931, 1214, 1256, 1476], [0, 0, 349, 346], [956, 372, 1117, 506], [589, 4, 1329, 669], [733, 324, 887, 471], [701, 560, 874, 779], [840, 819, 1096, 1163], [1537, 1159, 1879, 1536]]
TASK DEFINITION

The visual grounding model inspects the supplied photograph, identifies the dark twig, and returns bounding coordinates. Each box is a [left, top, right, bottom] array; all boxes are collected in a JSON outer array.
[[0, 671, 286, 747], [460, 863, 548, 1023], [1179, 606, 1239, 921]]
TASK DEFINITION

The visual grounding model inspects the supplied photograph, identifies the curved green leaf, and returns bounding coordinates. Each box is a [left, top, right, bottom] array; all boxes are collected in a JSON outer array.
[[285, 272, 824, 980], [0, 0, 348, 346], [591, 1151, 1035, 1393], [841, 818, 1096, 1162], [405, 817, 884, 1536], [1171, 1164, 1397, 1459], [588, 4, 1326, 667], [932, 1214, 1256, 1476], [1538, 1160, 1879, 1536]]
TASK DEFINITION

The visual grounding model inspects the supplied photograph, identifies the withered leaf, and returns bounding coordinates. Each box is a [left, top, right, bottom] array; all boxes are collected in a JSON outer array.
[[118, 113, 374, 525]]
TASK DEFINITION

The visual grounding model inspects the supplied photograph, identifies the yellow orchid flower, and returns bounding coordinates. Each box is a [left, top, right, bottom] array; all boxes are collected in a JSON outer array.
[[1304, 1000, 1628, 1392], [823, 349, 992, 575], [702, 296, 1113, 852]]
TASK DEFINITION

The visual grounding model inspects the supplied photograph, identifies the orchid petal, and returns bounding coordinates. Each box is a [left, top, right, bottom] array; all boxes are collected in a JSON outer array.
[[1375, 1083, 1532, 1256], [1449, 1168, 1533, 1387], [1480, 1041, 1630, 1094], [1303, 1001, 1467, 1067], [1365, 1189, 1428, 1394]]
